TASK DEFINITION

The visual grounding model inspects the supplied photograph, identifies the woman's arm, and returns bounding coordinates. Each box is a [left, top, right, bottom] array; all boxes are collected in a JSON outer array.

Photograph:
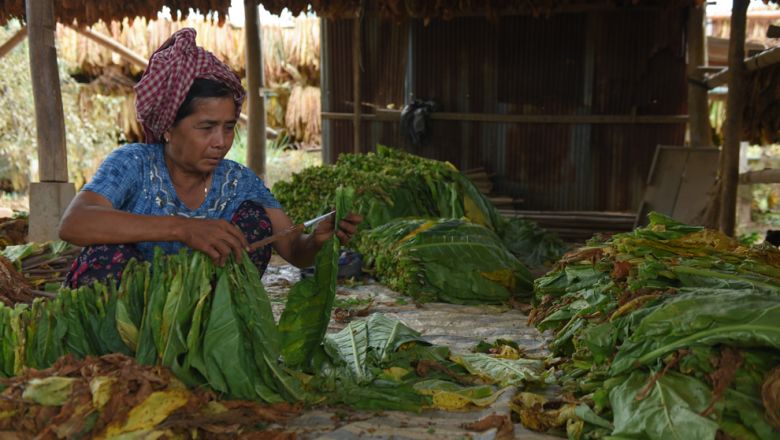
[[59, 191, 249, 265], [264, 208, 361, 268]]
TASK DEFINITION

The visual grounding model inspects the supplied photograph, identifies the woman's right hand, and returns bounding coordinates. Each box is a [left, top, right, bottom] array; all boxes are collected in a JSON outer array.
[[174, 218, 249, 266]]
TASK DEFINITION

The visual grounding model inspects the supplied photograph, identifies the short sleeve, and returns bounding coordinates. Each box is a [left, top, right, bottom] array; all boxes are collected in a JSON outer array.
[[82, 145, 143, 209], [243, 168, 282, 209]]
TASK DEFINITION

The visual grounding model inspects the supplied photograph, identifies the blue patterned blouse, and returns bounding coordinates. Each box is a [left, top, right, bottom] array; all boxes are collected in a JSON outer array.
[[82, 143, 281, 260]]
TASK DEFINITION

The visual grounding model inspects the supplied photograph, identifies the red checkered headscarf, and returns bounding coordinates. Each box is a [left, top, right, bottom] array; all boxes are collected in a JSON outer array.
[[134, 28, 246, 143]]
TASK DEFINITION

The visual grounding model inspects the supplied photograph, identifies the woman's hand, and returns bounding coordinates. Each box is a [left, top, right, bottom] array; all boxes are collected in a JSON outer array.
[[174, 218, 249, 266], [312, 212, 364, 247]]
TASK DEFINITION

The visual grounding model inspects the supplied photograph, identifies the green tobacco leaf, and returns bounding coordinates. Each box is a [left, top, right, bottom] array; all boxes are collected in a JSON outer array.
[[413, 379, 506, 409], [21, 377, 77, 406], [609, 371, 719, 440], [200, 268, 280, 402], [365, 313, 426, 363], [451, 353, 543, 387], [324, 319, 369, 383], [135, 249, 168, 365], [279, 186, 354, 368], [324, 314, 428, 384], [0, 243, 39, 266], [611, 290, 780, 374]]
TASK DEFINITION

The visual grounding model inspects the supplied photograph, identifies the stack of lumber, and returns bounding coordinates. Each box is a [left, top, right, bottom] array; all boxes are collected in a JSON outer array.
[[497, 210, 635, 242], [463, 167, 522, 209]]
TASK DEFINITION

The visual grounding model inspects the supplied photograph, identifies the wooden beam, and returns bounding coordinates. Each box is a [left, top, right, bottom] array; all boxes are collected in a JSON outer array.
[[687, 4, 712, 147], [739, 169, 780, 185], [67, 24, 148, 68], [27, 0, 67, 183], [244, 0, 266, 178], [0, 26, 26, 59], [718, 0, 749, 236], [352, 3, 363, 154], [322, 111, 688, 124], [706, 46, 780, 89]]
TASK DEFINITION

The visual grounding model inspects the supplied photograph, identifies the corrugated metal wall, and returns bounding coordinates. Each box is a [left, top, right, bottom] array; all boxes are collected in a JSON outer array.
[[321, 6, 688, 211]]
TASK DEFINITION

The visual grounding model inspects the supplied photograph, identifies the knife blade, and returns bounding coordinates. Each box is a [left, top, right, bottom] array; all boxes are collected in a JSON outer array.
[[248, 210, 336, 252]]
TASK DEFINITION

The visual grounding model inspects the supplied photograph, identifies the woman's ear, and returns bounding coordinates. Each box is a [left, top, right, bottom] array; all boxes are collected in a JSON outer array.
[[163, 130, 171, 144]]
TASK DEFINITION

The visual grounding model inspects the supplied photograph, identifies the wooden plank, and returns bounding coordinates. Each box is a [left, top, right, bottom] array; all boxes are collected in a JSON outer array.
[[739, 169, 780, 184], [352, 3, 363, 154], [244, 0, 266, 178], [719, 0, 749, 236], [0, 26, 26, 59], [687, 4, 712, 147], [27, 0, 67, 183], [321, 111, 688, 124], [672, 150, 719, 221]]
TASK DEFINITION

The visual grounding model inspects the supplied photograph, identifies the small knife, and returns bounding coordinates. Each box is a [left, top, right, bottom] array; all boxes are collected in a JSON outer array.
[[248, 210, 336, 251]]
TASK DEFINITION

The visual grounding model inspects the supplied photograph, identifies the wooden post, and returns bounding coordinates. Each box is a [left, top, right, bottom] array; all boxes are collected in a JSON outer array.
[[0, 26, 26, 59], [352, 3, 363, 154], [718, 0, 749, 236], [687, 4, 712, 147], [26, 0, 75, 241], [244, 0, 266, 178]]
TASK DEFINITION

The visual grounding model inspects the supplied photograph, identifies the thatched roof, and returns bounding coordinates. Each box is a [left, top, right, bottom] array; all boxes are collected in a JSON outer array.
[[3, 0, 780, 26], [0, 0, 232, 26], [263, 0, 702, 20], [2, 0, 717, 26]]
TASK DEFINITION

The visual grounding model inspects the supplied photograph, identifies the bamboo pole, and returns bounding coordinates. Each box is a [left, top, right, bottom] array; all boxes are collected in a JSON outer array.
[[687, 4, 712, 147], [706, 46, 780, 89], [352, 2, 363, 154], [244, 0, 266, 178], [67, 24, 148, 68], [0, 26, 27, 59], [718, 0, 749, 236], [27, 0, 67, 183]]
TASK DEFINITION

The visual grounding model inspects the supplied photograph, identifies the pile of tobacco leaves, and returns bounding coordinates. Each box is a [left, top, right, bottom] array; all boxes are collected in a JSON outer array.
[[272, 145, 502, 232], [1, 241, 81, 294], [521, 212, 780, 440], [0, 187, 549, 437], [355, 218, 533, 304], [274, 145, 565, 302], [0, 353, 300, 439]]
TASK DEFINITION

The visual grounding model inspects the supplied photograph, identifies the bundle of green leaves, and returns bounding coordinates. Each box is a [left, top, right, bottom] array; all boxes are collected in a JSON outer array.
[[356, 218, 533, 304], [0, 186, 550, 417], [0, 186, 357, 402], [526, 212, 780, 440], [272, 145, 502, 232]]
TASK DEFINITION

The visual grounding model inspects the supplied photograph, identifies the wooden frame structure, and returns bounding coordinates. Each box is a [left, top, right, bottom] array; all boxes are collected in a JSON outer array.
[[700, 1, 780, 235]]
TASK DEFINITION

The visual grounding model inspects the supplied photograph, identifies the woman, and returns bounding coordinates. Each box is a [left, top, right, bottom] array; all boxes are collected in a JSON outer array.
[[59, 28, 361, 287]]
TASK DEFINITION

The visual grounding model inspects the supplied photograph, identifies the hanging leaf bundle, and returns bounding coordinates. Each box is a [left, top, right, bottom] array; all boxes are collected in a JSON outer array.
[[355, 218, 533, 304], [523, 212, 780, 440]]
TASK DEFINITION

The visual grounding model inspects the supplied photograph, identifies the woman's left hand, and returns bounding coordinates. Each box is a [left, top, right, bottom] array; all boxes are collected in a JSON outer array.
[[313, 212, 363, 247]]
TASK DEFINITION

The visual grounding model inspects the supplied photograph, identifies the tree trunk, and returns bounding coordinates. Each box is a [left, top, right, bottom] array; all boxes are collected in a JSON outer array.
[[244, 0, 266, 178]]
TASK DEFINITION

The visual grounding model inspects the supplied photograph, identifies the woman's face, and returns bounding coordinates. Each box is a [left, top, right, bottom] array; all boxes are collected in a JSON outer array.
[[164, 96, 237, 174]]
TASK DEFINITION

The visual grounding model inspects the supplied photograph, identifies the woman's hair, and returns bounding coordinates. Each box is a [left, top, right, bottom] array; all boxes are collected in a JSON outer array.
[[172, 78, 235, 125]]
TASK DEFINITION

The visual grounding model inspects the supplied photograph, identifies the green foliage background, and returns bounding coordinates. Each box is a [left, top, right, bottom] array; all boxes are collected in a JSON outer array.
[[0, 22, 124, 192]]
